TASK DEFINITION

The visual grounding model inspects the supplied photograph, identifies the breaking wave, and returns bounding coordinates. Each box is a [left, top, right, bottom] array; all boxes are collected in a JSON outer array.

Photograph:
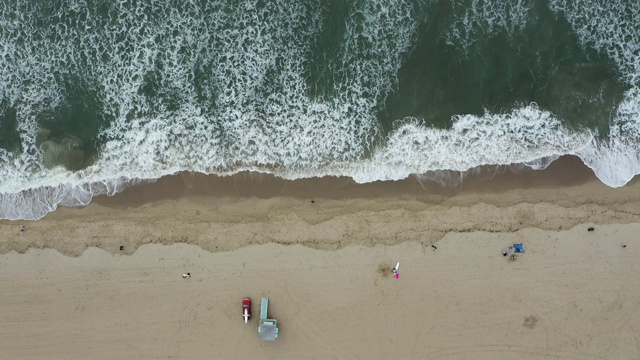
[[0, 0, 638, 220]]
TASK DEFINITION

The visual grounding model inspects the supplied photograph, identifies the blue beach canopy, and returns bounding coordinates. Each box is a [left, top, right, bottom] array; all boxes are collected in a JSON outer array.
[[513, 244, 525, 253]]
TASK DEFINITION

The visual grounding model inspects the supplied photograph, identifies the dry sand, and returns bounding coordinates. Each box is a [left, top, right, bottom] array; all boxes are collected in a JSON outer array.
[[1, 157, 640, 359]]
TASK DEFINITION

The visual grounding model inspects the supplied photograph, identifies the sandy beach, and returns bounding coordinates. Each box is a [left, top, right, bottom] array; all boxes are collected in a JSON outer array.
[[2, 1, 639, 358], [1, 157, 640, 359]]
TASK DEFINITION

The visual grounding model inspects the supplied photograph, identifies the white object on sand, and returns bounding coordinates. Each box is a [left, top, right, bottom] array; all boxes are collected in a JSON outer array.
[[392, 262, 400, 274]]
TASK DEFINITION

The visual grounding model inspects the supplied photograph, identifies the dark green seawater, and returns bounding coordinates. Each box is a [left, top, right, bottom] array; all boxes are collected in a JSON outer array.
[[0, 0, 639, 219], [385, 1, 626, 135]]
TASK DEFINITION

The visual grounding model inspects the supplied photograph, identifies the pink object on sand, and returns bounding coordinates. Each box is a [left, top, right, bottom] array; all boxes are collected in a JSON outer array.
[[395, 273, 400, 279]]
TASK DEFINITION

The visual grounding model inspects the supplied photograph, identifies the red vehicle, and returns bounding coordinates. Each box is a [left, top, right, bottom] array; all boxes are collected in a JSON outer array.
[[242, 298, 252, 323]]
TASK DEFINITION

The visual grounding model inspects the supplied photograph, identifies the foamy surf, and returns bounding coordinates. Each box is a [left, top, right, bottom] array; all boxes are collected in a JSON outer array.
[[1, 0, 639, 220]]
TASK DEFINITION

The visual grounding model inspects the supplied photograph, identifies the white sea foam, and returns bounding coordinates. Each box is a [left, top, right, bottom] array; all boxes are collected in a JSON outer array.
[[575, 87, 640, 187], [0, 0, 419, 219], [0, 0, 639, 220], [332, 104, 592, 183], [550, 0, 640, 187], [549, 0, 640, 85], [445, 0, 532, 53]]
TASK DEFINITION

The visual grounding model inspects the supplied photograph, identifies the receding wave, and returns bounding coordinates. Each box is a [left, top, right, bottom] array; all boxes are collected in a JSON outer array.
[[0, 0, 638, 220]]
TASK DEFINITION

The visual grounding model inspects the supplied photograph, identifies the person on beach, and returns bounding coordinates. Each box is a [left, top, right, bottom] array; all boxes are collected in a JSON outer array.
[[392, 262, 400, 278]]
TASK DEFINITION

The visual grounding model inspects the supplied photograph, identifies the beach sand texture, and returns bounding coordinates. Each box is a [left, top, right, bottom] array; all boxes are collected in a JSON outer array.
[[1, 160, 640, 359]]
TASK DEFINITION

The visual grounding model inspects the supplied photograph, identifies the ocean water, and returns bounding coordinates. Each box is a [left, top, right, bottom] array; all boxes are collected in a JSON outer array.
[[0, 0, 638, 220]]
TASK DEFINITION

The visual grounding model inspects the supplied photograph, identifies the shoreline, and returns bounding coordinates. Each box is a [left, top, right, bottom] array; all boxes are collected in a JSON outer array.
[[94, 155, 599, 209], [2, 155, 640, 358], [1, 156, 639, 257]]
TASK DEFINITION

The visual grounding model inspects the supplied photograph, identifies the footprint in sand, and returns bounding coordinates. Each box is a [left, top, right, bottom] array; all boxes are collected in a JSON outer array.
[[523, 315, 538, 329]]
